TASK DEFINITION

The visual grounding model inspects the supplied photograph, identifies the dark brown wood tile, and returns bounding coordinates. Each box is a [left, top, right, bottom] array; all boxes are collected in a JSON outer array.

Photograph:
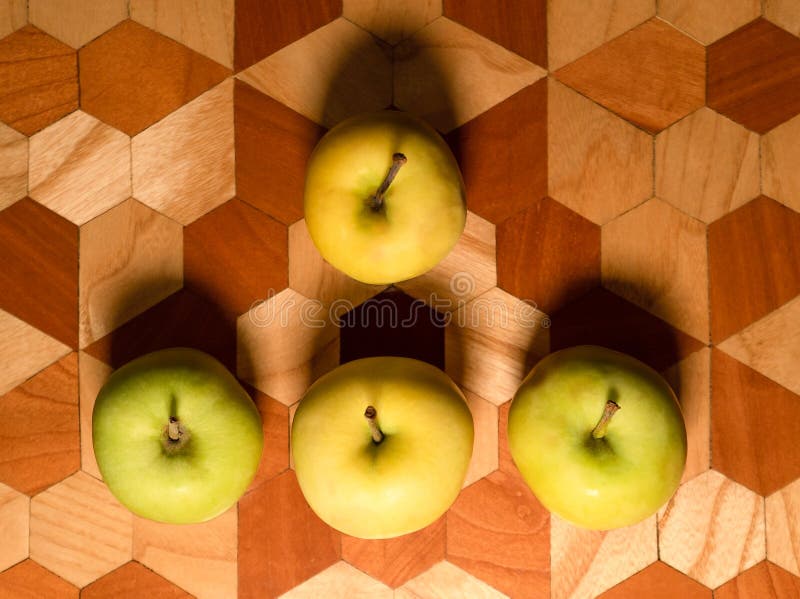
[[715, 562, 800, 599], [598, 561, 711, 598]]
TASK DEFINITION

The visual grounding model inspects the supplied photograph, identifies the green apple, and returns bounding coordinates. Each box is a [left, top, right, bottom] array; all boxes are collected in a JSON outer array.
[[291, 356, 474, 539], [507, 345, 686, 530], [303, 110, 466, 285], [92, 348, 263, 524]]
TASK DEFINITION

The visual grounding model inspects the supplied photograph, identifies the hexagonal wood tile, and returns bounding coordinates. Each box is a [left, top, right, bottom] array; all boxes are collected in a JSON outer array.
[[0, 0, 26, 40], [280, 561, 392, 598], [28, 0, 127, 49], [344, 0, 440, 45], [81, 561, 192, 599], [0, 122, 27, 210], [77, 351, 111, 480], [598, 561, 711, 599], [766, 477, 800, 577], [463, 390, 499, 487], [396, 561, 509, 598], [658, 0, 759, 45], [715, 561, 800, 599], [0, 559, 79, 598], [246, 386, 290, 492], [765, 0, 800, 36], [762, 113, 800, 214], [0, 482, 29, 572]]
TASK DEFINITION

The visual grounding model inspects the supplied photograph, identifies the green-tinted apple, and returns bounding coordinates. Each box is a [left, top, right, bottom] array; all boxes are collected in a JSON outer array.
[[508, 345, 686, 530], [303, 110, 466, 284], [291, 356, 474, 539], [93, 348, 263, 524]]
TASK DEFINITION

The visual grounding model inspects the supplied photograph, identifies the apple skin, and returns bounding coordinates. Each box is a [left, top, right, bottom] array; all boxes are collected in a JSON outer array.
[[291, 356, 474, 539], [92, 348, 263, 524], [507, 345, 687, 530], [303, 110, 466, 285]]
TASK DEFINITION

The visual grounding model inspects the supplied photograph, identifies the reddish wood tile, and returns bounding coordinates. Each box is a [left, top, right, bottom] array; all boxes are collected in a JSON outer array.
[[712, 349, 800, 497], [443, 0, 546, 68], [79, 20, 230, 136], [497, 196, 600, 314], [185, 198, 288, 318], [0, 25, 78, 136], [0, 198, 78, 348], [234, 80, 325, 225], [0, 559, 78, 599], [82, 562, 192, 599], [234, 0, 342, 71], [708, 18, 800, 134], [246, 384, 290, 492], [598, 561, 711, 598], [445, 80, 546, 224], [550, 287, 704, 372], [341, 516, 445, 588], [555, 18, 705, 133], [238, 470, 341, 599], [447, 469, 550, 598], [715, 561, 800, 599], [708, 196, 800, 342]]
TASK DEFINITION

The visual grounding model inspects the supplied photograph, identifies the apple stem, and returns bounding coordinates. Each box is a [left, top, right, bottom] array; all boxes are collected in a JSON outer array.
[[369, 153, 407, 211], [591, 400, 620, 439], [167, 416, 182, 442], [364, 405, 384, 444]]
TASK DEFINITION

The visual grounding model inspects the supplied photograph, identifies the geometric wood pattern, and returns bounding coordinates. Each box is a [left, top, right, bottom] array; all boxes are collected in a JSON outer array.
[[762, 113, 800, 213], [658, 0, 760, 45], [28, 0, 127, 49], [0, 559, 79, 598], [0, 482, 29, 572], [344, 0, 441, 46], [0, 122, 27, 210]]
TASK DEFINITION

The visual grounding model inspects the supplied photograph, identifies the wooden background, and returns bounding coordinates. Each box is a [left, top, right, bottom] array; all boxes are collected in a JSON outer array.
[[1, 1, 800, 597]]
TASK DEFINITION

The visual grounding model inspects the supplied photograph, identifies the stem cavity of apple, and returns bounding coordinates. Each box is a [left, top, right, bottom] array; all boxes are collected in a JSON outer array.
[[163, 416, 190, 454], [364, 405, 384, 444], [369, 153, 407, 212], [591, 400, 620, 440]]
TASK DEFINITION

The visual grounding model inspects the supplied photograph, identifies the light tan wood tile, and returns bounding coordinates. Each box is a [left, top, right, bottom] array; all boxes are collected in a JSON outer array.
[[134, 506, 237, 599], [28, 0, 126, 48], [79, 198, 183, 347], [29, 471, 133, 587], [0, 482, 29, 572], [396, 560, 509, 598], [656, 107, 759, 223], [718, 295, 800, 396], [343, 0, 441, 45], [762, 113, 800, 214], [237, 18, 391, 129], [0, 0, 26, 39], [662, 348, 711, 484], [765, 0, 800, 35], [237, 288, 339, 406], [0, 121, 26, 210], [551, 514, 657, 599], [602, 198, 709, 342], [394, 17, 546, 133], [548, 0, 655, 70], [132, 78, 234, 225], [766, 477, 800, 577], [131, 0, 233, 68], [659, 0, 760, 44], [445, 287, 549, 406], [658, 470, 765, 589], [0, 308, 71, 397], [78, 352, 111, 480], [29, 110, 130, 225], [397, 210, 496, 312], [278, 561, 392, 598], [548, 78, 653, 225], [463, 391, 498, 488]]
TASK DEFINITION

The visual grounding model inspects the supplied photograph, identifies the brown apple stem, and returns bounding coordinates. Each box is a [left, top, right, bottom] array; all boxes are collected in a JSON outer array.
[[591, 400, 620, 439], [364, 405, 384, 444], [369, 153, 407, 211], [167, 416, 183, 442]]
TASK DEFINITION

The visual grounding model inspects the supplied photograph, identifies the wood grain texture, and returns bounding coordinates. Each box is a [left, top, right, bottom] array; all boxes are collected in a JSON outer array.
[[548, 79, 652, 225], [238, 470, 341, 599], [394, 17, 546, 133], [765, 0, 800, 36], [82, 562, 193, 599], [447, 470, 550, 598], [78, 351, 111, 480], [397, 561, 509, 598], [445, 80, 546, 225], [29, 110, 130, 225], [79, 20, 230, 136], [0, 482, 29, 572], [344, 0, 440, 44], [247, 386, 290, 492], [548, 0, 655, 70], [0, 0, 26, 40], [707, 18, 800, 134], [598, 561, 711, 598], [762, 113, 800, 214], [715, 561, 800, 599], [341, 516, 445, 588], [134, 507, 237, 599], [0, 122, 26, 210], [281, 561, 392, 598], [234, 80, 324, 226], [132, 79, 234, 225], [238, 18, 391, 129], [708, 196, 800, 342], [556, 18, 705, 133], [712, 349, 800, 497], [443, 0, 546, 67], [0, 353, 79, 496], [658, 470, 765, 589], [463, 391, 499, 487], [0, 25, 78, 136], [656, 107, 759, 223], [766, 477, 800, 577], [658, 0, 760, 44], [551, 515, 657, 599], [131, 0, 233, 68], [0, 559, 79, 599], [29, 471, 133, 587], [497, 196, 600, 315], [29, 0, 127, 49]]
